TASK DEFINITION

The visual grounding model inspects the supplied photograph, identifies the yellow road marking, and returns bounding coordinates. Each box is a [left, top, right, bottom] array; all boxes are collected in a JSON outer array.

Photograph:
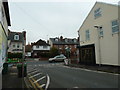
[[29, 74, 44, 90], [28, 77, 38, 90]]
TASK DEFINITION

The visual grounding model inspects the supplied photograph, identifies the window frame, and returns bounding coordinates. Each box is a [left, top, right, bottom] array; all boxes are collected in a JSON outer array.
[[14, 35, 19, 40], [94, 8, 102, 19], [17, 44, 20, 48], [99, 26, 104, 37], [43, 46, 47, 49], [13, 44, 15, 48], [85, 30, 90, 41], [111, 19, 119, 34], [36, 45, 39, 48]]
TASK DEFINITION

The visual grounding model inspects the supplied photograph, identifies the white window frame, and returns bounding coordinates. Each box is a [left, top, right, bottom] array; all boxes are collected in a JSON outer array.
[[17, 44, 20, 48], [85, 30, 90, 41], [111, 19, 119, 34], [43, 46, 47, 49], [14, 35, 19, 40], [36, 45, 39, 48], [13, 44, 15, 48], [94, 8, 101, 19], [99, 26, 103, 37]]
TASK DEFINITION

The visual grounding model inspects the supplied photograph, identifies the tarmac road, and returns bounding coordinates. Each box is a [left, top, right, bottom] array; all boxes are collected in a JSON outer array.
[[26, 60, 119, 88]]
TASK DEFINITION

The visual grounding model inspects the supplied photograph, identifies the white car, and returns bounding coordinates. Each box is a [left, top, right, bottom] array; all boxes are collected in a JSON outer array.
[[49, 55, 66, 62]]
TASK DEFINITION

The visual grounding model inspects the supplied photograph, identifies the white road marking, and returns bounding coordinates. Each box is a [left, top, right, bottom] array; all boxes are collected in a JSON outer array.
[[39, 84, 46, 88], [27, 68, 37, 73], [73, 86, 79, 88], [28, 70, 39, 75], [29, 73, 42, 78], [34, 76, 46, 83], [45, 74, 50, 90]]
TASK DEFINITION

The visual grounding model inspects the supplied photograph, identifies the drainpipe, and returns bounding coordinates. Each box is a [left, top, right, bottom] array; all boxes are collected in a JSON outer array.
[[94, 26, 102, 66]]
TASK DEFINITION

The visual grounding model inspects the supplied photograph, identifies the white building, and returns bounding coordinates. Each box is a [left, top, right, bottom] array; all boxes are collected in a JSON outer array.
[[31, 39, 50, 58], [78, 2, 119, 66], [8, 30, 26, 53], [0, 0, 11, 89]]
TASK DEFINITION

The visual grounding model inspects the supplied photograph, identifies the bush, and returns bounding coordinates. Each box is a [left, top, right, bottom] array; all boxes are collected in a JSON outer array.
[[49, 47, 59, 58], [8, 53, 23, 59]]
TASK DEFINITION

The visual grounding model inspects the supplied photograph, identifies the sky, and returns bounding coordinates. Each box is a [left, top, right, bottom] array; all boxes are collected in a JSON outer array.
[[8, 0, 119, 44]]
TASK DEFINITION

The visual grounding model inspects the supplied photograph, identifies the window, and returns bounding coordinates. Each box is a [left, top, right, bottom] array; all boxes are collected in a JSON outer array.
[[99, 27, 103, 37], [36, 46, 39, 48], [73, 39, 77, 43], [55, 38, 58, 42], [86, 30, 90, 41], [17, 44, 20, 48], [43, 46, 47, 49], [13, 44, 15, 48], [111, 20, 119, 34], [14, 35, 19, 40], [65, 39, 68, 42], [94, 8, 101, 19]]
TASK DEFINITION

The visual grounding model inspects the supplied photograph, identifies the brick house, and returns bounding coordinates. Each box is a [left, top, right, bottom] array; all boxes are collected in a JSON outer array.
[[49, 36, 79, 58]]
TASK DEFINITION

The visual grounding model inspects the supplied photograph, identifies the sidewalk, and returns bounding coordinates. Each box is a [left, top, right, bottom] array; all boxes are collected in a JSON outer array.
[[64, 59, 120, 74], [68, 62, 120, 74], [2, 65, 26, 89]]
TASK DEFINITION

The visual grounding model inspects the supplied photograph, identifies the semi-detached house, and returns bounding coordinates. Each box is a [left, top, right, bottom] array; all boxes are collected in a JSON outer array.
[[78, 2, 119, 66]]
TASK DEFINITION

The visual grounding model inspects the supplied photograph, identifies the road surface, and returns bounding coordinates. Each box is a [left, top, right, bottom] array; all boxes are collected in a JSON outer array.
[[26, 60, 119, 88]]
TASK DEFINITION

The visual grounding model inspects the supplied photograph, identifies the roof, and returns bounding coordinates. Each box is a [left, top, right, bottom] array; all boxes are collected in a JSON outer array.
[[78, 1, 118, 32], [49, 37, 79, 45], [33, 39, 50, 46], [8, 31, 24, 42], [2, 0, 11, 26]]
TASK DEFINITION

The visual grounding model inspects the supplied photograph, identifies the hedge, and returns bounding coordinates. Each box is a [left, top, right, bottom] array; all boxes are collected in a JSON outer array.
[[8, 53, 23, 59]]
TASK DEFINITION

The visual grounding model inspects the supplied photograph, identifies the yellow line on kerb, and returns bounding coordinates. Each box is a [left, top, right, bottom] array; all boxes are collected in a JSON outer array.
[[29, 74, 44, 90]]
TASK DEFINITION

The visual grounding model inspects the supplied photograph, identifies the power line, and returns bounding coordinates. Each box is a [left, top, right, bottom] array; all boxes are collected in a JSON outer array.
[[12, 3, 53, 33]]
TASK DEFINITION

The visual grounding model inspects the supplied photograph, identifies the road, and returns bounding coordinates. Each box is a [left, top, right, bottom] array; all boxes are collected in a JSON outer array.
[[26, 60, 119, 88]]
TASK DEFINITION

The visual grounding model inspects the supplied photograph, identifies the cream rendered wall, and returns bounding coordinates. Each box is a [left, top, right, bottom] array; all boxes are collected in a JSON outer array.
[[79, 2, 119, 66], [8, 42, 23, 53]]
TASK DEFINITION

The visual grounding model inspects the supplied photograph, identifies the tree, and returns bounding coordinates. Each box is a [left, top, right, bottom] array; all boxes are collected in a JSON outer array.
[[49, 47, 59, 57]]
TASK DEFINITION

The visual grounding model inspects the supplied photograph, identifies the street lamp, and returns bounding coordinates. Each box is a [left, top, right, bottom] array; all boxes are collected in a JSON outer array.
[[94, 25, 102, 66]]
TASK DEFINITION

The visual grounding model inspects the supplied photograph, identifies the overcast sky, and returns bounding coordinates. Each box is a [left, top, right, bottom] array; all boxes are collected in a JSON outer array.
[[8, 0, 119, 44]]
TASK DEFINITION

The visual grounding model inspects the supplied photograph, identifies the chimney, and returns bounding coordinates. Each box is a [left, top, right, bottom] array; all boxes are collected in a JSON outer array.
[[22, 31, 26, 40], [60, 36, 63, 41]]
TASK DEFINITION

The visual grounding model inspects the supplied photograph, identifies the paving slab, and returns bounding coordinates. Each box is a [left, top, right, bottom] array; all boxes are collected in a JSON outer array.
[[2, 65, 26, 89]]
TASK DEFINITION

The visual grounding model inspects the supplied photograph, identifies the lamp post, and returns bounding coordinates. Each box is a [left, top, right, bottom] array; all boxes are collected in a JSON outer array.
[[94, 26, 102, 66]]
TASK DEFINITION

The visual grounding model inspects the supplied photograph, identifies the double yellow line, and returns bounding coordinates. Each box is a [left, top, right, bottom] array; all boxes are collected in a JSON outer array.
[[28, 74, 44, 90]]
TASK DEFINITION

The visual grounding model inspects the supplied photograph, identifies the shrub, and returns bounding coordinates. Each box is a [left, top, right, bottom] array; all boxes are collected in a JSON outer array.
[[8, 53, 23, 59], [49, 47, 59, 58]]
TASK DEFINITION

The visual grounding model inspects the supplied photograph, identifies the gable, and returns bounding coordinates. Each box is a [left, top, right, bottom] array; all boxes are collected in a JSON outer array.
[[79, 2, 118, 32]]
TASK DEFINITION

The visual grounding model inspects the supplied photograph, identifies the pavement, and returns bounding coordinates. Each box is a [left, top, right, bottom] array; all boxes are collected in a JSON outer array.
[[2, 64, 26, 89], [68, 62, 120, 74]]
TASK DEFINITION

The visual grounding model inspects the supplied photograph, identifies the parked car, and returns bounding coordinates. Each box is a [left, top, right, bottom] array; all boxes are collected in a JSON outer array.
[[49, 54, 66, 62]]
